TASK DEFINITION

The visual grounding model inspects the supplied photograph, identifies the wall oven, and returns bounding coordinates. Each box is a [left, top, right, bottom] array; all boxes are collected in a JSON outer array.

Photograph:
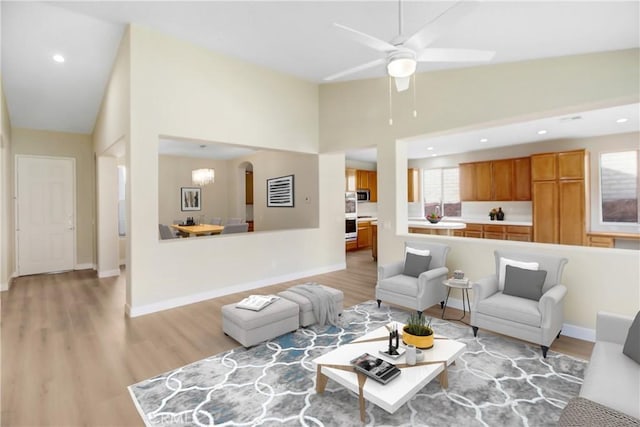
[[345, 217, 357, 241]]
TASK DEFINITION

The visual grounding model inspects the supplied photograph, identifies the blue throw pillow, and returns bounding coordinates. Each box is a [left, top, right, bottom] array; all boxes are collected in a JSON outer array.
[[403, 253, 431, 278], [502, 265, 547, 301]]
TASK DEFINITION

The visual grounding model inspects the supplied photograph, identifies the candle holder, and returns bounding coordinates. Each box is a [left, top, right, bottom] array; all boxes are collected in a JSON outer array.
[[380, 323, 405, 359]]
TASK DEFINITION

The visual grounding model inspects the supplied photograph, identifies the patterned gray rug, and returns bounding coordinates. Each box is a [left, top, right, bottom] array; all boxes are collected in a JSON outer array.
[[128, 301, 586, 426]]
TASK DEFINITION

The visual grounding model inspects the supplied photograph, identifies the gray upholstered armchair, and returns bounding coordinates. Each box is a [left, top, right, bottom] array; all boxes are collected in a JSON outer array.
[[376, 241, 450, 315], [471, 250, 568, 358]]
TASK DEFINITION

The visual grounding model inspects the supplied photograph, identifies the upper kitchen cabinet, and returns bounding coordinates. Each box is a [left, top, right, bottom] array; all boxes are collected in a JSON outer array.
[[492, 159, 513, 201], [357, 169, 369, 190], [459, 157, 531, 201], [531, 153, 557, 181], [408, 168, 421, 202], [368, 171, 378, 202], [513, 157, 532, 201], [558, 150, 586, 180], [346, 168, 357, 192], [459, 163, 476, 201]]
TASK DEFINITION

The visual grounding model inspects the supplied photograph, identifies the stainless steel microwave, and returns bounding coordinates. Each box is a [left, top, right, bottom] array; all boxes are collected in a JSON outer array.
[[356, 190, 370, 202]]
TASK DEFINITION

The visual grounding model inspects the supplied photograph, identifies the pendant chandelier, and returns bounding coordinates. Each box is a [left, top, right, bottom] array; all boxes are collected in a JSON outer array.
[[192, 168, 215, 186]]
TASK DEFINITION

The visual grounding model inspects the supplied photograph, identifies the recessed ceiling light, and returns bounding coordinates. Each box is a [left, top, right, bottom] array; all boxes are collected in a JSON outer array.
[[427, 147, 434, 151], [537, 130, 548, 135], [480, 138, 488, 143], [52, 54, 65, 63], [616, 118, 629, 124]]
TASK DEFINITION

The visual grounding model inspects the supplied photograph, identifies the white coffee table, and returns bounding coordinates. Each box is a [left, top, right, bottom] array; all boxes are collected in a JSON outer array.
[[313, 324, 466, 422]]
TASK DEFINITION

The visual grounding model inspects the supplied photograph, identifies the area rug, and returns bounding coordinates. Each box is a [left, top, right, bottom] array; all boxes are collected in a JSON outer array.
[[128, 301, 586, 426]]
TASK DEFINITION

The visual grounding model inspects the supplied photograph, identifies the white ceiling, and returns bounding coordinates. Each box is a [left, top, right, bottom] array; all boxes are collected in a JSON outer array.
[[159, 138, 259, 160], [1, 1, 638, 138]]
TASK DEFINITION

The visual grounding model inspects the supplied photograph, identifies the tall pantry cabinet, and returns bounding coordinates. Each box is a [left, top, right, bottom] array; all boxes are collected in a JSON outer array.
[[531, 149, 589, 245]]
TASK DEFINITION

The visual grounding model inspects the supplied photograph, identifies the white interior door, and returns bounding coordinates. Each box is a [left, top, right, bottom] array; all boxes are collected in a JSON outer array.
[[16, 156, 75, 275]]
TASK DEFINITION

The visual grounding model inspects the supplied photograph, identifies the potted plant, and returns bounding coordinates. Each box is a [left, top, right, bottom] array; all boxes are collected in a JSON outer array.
[[402, 313, 434, 349], [426, 212, 442, 224], [489, 208, 497, 220]]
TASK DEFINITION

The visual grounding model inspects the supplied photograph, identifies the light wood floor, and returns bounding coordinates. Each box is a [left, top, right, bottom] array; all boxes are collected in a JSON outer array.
[[1, 249, 593, 426]]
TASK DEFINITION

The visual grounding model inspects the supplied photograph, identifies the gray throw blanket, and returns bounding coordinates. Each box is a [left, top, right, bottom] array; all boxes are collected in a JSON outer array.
[[287, 283, 338, 326]]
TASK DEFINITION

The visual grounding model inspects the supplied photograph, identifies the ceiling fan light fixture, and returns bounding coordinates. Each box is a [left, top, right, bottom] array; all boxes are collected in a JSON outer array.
[[387, 53, 416, 78]]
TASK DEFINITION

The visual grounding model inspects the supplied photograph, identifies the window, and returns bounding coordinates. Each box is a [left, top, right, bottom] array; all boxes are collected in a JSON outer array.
[[600, 150, 639, 224], [118, 165, 127, 236], [423, 167, 460, 217]]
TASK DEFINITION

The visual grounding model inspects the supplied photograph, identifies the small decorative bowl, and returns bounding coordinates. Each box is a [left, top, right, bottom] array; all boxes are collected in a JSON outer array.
[[427, 216, 442, 224]]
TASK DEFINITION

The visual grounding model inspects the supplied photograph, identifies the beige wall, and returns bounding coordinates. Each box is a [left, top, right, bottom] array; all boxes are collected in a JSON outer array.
[[158, 155, 229, 226], [11, 128, 95, 267], [320, 49, 639, 153], [122, 25, 335, 312], [229, 150, 319, 231], [322, 49, 640, 331], [410, 131, 640, 234], [0, 76, 14, 289]]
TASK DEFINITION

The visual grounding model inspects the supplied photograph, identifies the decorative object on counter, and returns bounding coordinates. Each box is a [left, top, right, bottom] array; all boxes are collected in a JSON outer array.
[[402, 312, 434, 349], [406, 344, 417, 366], [382, 322, 402, 357], [426, 212, 442, 223], [453, 270, 465, 280], [497, 207, 505, 221], [489, 208, 497, 220], [181, 187, 201, 211], [267, 174, 294, 207]]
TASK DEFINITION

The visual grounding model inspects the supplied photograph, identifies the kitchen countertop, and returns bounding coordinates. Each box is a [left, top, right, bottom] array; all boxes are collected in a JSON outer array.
[[409, 217, 532, 226], [408, 220, 467, 229], [357, 216, 377, 223]]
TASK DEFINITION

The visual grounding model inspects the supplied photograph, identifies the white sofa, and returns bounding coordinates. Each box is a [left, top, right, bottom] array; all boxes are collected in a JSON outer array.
[[579, 311, 640, 419]]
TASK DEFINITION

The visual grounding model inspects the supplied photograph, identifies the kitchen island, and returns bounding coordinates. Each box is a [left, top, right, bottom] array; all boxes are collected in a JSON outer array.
[[408, 220, 467, 236]]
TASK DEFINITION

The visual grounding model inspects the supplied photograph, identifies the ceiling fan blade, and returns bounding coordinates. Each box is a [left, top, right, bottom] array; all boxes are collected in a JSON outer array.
[[324, 58, 386, 81], [404, 1, 479, 52], [394, 77, 411, 92], [333, 23, 397, 53], [416, 48, 495, 62]]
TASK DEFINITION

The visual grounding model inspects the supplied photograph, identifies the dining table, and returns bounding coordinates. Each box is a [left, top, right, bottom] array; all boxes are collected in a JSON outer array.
[[170, 223, 224, 237]]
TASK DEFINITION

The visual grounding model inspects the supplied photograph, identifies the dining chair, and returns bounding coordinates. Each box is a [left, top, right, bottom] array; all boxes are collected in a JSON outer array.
[[159, 224, 178, 240], [221, 223, 248, 234]]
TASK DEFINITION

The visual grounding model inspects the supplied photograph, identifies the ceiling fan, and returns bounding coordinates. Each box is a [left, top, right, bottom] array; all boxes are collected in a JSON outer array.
[[324, 0, 496, 92]]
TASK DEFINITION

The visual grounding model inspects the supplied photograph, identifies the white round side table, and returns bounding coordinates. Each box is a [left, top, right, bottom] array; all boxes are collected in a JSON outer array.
[[442, 278, 473, 322]]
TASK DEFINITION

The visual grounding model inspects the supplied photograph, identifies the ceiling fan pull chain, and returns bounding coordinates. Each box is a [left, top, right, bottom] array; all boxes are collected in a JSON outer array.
[[412, 74, 418, 118], [388, 76, 394, 126]]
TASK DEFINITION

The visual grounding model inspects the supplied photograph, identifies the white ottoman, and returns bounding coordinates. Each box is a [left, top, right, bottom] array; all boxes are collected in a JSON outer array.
[[278, 284, 344, 327], [222, 298, 299, 347]]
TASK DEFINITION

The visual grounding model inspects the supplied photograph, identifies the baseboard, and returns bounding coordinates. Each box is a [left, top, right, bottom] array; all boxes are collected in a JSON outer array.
[[75, 263, 95, 271], [561, 322, 595, 342], [1, 271, 17, 292], [98, 269, 121, 278], [126, 262, 346, 318], [443, 297, 596, 343], [119, 258, 126, 267]]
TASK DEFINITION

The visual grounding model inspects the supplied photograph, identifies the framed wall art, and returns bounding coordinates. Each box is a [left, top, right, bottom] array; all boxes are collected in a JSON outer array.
[[181, 187, 201, 211], [266, 175, 294, 207]]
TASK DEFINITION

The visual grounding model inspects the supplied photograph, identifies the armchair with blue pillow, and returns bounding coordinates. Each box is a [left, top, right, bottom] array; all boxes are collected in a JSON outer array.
[[376, 241, 450, 315], [471, 250, 569, 358]]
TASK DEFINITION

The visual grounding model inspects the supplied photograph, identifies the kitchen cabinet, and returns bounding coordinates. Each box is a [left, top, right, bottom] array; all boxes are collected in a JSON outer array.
[[368, 171, 378, 202], [475, 162, 493, 200], [357, 170, 369, 190], [357, 220, 372, 249], [245, 171, 254, 205], [345, 168, 357, 192], [459, 163, 476, 201], [345, 240, 358, 251], [492, 160, 514, 201], [463, 223, 483, 238], [532, 149, 588, 246], [483, 224, 506, 240], [408, 168, 421, 202], [459, 157, 531, 202], [506, 225, 532, 242], [513, 157, 531, 201]]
